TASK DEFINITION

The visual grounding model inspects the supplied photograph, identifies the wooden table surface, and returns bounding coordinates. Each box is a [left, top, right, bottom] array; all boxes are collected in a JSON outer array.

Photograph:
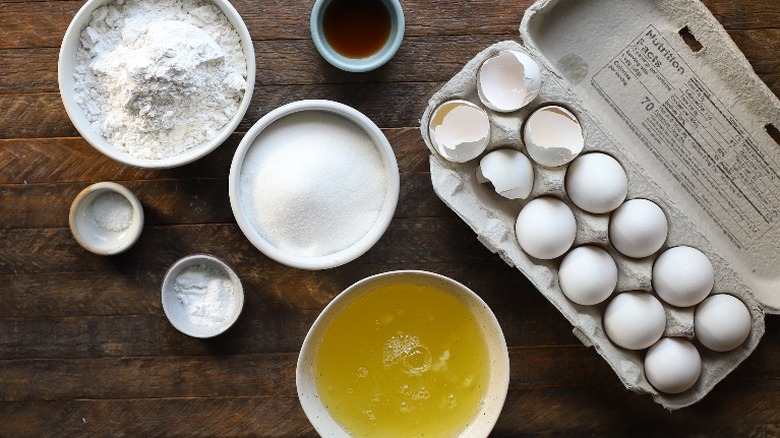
[[2, 0, 779, 436]]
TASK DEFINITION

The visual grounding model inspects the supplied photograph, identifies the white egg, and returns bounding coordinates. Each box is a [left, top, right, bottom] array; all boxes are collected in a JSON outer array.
[[558, 246, 617, 305], [523, 105, 584, 168], [653, 246, 714, 307], [428, 100, 490, 163], [695, 294, 751, 352], [477, 50, 542, 113], [515, 197, 576, 260], [609, 199, 668, 258], [603, 291, 666, 350], [644, 338, 701, 394], [565, 152, 628, 214], [476, 149, 534, 199]]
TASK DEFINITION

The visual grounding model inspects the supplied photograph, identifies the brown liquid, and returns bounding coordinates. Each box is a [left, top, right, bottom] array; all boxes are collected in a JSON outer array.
[[323, 0, 391, 59]]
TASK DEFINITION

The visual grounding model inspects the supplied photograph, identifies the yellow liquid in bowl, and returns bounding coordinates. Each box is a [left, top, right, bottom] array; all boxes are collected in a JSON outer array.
[[315, 281, 491, 438]]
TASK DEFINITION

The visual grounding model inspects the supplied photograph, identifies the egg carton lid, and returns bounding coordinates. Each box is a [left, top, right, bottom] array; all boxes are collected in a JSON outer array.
[[520, 0, 780, 314]]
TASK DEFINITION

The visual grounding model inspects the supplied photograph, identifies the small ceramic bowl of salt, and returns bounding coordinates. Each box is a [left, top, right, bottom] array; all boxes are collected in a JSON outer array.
[[69, 182, 144, 255], [161, 254, 244, 338]]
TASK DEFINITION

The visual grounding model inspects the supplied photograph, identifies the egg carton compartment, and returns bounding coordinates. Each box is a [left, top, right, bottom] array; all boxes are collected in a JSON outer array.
[[420, 28, 773, 408]]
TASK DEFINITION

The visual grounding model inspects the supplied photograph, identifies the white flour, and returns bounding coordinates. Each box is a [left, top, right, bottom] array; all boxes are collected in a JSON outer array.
[[73, 0, 247, 159]]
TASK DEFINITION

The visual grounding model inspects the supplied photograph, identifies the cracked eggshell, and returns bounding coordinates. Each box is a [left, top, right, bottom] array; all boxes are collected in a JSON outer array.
[[558, 246, 617, 306], [609, 199, 668, 258], [476, 149, 534, 199], [694, 294, 751, 352], [523, 105, 584, 168], [428, 100, 490, 163], [477, 50, 542, 113], [515, 197, 576, 260], [603, 291, 666, 350], [653, 246, 714, 308], [644, 338, 702, 394], [565, 152, 628, 214]]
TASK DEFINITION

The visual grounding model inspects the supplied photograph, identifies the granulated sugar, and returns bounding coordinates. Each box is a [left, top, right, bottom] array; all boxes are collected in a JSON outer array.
[[73, 0, 247, 159], [239, 111, 388, 258]]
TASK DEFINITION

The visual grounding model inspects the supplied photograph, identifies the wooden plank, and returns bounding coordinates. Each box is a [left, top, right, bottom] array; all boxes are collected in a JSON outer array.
[[5, 338, 775, 402], [0, 288, 582, 360], [0, 36, 513, 94], [0, 258, 540, 316], [0, 397, 317, 438], [0, 1, 534, 50], [0, 82, 441, 139], [0, 128, 430, 184], [0, 218, 498, 273], [3, 30, 778, 95], [0, 172, 444, 229], [1, 381, 779, 437]]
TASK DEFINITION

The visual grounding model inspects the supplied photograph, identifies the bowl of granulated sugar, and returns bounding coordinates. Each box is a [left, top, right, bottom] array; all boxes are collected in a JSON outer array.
[[161, 254, 244, 338], [229, 99, 400, 270], [58, 0, 255, 168]]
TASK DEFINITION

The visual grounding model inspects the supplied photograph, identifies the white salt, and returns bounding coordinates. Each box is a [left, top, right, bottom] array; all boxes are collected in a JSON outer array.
[[239, 111, 387, 257], [90, 191, 133, 232]]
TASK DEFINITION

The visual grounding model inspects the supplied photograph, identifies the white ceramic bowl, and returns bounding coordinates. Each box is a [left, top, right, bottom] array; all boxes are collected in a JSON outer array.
[[296, 270, 510, 437], [58, 0, 256, 169], [229, 99, 400, 270], [69, 182, 144, 255], [161, 254, 244, 338]]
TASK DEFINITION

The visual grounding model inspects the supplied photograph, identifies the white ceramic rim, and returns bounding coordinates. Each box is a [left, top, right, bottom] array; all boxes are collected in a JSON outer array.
[[295, 270, 510, 437], [310, 0, 405, 72], [57, 0, 256, 169], [228, 99, 400, 270], [160, 254, 245, 338], [68, 181, 145, 255]]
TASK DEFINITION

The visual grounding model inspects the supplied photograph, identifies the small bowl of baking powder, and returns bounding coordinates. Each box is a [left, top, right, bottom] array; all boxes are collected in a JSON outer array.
[[58, 0, 255, 169], [161, 254, 244, 338], [69, 182, 144, 255]]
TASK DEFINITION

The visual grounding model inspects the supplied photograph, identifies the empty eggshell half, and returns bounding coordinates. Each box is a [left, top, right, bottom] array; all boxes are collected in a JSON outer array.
[[428, 100, 490, 163], [477, 50, 542, 113], [476, 149, 534, 199], [653, 246, 714, 308], [515, 197, 576, 260], [565, 152, 628, 214], [523, 105, 584, 168], [644, 338, 702, 394]]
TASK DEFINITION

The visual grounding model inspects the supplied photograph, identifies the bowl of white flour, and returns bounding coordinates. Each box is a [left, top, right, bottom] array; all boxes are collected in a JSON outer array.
[[58, 0, 255, 168]]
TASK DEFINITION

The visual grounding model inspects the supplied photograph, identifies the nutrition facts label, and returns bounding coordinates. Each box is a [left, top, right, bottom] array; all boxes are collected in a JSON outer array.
[[591, 25, 780, 250]]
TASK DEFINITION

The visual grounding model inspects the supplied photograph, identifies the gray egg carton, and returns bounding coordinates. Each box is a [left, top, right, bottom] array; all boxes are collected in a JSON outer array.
[[419, 0, 780, 409]]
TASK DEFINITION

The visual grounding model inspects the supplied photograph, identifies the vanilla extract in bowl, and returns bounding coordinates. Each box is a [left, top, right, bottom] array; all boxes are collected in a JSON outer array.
[[322, 0, 391, 58]]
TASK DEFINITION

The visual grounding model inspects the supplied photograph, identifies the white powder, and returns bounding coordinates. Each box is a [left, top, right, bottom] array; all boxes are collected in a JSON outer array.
[[90, 191, 133, 232], [239, 111, 388, 258], [174, 264, 235, 326], [73, 0, 247, 159]]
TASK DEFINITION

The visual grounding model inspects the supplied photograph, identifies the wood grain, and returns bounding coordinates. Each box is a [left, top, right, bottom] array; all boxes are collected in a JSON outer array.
[[1, 0, 779, 436]]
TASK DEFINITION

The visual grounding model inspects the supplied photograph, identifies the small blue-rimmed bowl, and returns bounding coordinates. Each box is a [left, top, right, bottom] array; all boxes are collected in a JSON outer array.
[[310, 0, 405, 72]]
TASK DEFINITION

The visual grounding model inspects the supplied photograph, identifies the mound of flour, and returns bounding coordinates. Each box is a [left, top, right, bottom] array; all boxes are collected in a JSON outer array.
[[73, 0, 247, 159]]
